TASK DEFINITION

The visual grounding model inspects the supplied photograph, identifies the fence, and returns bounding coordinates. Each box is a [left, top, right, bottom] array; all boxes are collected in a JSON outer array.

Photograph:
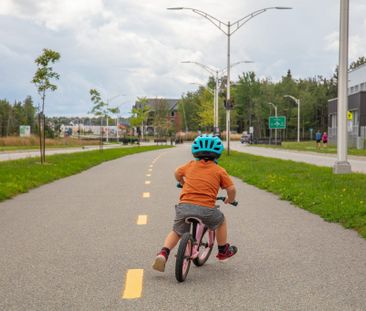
[[328, 126, 366, 149]]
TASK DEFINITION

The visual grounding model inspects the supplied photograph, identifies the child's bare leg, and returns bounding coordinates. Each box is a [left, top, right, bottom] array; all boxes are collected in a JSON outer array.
[[153, 231, 180, 272], [216, 218, 227, 245], [215, 218, 237, 260], [163, 231, 180, 250]]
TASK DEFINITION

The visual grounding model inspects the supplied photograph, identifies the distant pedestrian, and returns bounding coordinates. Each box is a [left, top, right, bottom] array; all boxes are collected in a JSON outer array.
[[315, 130, 322, 149], [322, 131, 328, 147]]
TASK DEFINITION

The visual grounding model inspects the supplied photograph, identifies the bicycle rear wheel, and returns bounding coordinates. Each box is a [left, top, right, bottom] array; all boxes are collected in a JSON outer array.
[[193, 227, 214, 266], [175, 232, 193, 282]]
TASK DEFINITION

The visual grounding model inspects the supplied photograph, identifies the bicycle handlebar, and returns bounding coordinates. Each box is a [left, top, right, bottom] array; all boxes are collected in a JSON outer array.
[[176, 183, 238, 206], [216, 196, 238, 206]]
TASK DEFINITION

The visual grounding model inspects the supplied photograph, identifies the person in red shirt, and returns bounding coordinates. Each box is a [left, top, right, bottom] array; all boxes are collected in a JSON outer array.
[[322, 131, 328, 147], [152, 135, 237, 272]]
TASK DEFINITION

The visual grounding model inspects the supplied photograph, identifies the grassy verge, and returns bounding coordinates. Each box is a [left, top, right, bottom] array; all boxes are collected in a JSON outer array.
[[0, 145, 171, 202], [220, 151, 366, 238], [255, 141, 366, 156]]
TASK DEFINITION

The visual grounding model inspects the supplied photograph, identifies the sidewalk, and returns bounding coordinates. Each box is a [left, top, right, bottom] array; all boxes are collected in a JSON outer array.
[[0, 142, 157, 162], [230, 141, 366, 174]]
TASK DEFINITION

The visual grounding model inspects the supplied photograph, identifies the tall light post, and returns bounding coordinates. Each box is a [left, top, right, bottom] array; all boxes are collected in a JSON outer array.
[[284, 95, 300, 142], [182, 60, 252, 136], [334, 0, 351, 174], [106, 94, 125, 143], [115, 101, 130, 143], [268, 102, 278, 145], [169, 6, 292, 154]]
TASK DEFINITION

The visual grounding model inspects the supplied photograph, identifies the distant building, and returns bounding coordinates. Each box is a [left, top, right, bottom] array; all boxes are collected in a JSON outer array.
[[133, 98, 181, 136], [328, 64, 366, 148]]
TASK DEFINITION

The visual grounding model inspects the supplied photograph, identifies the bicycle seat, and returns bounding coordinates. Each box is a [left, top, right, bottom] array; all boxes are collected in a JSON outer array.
[[184, 217, 203, 224]]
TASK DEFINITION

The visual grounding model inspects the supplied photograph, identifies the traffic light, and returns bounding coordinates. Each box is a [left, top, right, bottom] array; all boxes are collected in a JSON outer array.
[[224, 99, 234, 110]]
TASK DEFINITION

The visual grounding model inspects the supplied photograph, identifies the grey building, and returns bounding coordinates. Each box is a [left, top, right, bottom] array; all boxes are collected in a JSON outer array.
[[328, 64, 366, 148]]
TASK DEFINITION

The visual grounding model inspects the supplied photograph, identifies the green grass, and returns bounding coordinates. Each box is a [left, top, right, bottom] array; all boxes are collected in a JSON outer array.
[[220, 151, 366, 238], [0, 145, 171, 202], [256, 141, 366, 156]]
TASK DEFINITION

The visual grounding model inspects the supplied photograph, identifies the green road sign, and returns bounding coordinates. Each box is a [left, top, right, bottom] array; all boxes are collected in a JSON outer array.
[[269, 116, 286, 129]]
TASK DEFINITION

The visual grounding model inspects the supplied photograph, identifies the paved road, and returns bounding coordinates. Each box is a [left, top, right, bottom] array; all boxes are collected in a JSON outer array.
[[1, 144, 366, 310], [231, 142, 366, 174]]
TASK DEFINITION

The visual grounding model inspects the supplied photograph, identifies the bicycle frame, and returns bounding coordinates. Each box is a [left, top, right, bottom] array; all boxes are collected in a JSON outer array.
[[187, 219, 215, 260]]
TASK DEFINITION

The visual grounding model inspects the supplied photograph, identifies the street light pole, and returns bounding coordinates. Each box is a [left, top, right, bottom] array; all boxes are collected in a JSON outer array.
[[182, 60, 253, 136], [106, 94, 125, 143], [169, 6, 292, 154], [334, 0, 351, 174], [284, 95, 300, 142], [268, 102, 278, 144]]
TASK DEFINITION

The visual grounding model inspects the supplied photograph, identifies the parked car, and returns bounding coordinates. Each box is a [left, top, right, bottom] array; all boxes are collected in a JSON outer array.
[[240, 132, 252, 144]]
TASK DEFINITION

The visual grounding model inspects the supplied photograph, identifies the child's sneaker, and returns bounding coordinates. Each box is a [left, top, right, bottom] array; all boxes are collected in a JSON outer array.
[[216, 243, 238, 262], [152, 249, 169, 272]]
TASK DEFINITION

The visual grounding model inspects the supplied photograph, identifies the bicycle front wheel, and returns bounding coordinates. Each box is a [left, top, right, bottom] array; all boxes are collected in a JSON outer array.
[[193, 227, 214, 266], [175, 232, 193, 282]]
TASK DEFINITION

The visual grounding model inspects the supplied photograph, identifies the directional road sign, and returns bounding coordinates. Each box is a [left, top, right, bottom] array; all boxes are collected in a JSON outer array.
[[269, 116, 286, 129]]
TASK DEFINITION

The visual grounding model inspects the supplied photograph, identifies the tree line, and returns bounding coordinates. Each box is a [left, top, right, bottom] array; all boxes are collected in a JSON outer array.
[[178, 56, 366, 140]]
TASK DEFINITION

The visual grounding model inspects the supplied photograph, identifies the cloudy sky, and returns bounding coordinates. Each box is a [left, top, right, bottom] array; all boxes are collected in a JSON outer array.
[[0, 0, 365, 117]]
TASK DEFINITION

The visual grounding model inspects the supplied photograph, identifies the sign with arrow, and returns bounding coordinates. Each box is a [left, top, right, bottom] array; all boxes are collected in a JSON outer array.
[[269, 116, 286, 129]]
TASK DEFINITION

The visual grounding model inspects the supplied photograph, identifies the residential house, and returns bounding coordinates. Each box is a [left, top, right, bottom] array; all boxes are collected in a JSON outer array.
[[133, 98, 181, 136]]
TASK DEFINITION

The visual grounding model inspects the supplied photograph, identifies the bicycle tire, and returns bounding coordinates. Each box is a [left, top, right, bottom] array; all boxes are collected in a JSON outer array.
[[193, 227, 214, 266], [175, 232, 193, 282]]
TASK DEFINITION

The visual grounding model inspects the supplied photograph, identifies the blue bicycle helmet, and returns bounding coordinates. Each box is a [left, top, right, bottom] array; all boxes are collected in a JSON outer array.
[[192, 134, 224, 159]]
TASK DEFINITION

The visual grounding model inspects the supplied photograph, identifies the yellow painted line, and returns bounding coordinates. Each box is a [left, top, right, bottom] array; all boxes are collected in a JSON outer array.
[[122, 269, 144, 299], [145, 181, 151, 185], [148, 168, 152, 172], [146, 174, 151, 177], [143, 192, 150, 198], [149, 164, 153, 168], [137, 215, 148, 225]]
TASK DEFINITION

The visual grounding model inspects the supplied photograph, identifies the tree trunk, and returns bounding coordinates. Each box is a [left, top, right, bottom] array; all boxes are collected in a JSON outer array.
[[100, 117, 103, 151], [42, 114, 46, 163], [38, 113, 44, 164]]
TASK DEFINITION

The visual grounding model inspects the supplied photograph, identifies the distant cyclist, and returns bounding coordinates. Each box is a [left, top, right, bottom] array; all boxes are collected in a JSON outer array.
[[152, 134, 237, 272]]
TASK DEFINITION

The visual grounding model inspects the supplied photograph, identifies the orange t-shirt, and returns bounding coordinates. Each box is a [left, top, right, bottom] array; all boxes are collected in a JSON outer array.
[[176, 160, 234, 208]]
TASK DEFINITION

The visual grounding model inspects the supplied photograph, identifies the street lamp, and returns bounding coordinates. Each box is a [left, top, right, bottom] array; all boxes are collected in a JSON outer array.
[[268, 102, 278, 145], [169, 6, 292, 154], [284, 95, 300, 142], [334, 0, 351, 174], [106, 94, 125, 143], [182, 60, 253, 136]]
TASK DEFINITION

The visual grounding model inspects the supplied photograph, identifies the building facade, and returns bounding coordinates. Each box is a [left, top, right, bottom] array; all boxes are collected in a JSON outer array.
[[328, 64, 366, 148], [133, 98, 181, 136]]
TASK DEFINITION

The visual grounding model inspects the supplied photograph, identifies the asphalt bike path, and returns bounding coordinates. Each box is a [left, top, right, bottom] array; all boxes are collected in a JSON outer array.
[[0, 145, 366, 310], [231, 141, 366, 174]]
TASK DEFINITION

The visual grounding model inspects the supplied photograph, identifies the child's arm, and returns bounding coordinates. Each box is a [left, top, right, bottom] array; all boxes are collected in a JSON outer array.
[[224, 185, 236, 204], [174, 169, 185, 185]]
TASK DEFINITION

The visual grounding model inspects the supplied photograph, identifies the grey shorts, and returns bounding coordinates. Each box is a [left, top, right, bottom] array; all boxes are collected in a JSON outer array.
[[173, 203, 225, 236]]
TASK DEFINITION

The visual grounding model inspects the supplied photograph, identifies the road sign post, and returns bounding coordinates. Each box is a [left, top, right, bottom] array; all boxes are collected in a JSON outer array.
[[269, 116, 286, 129], [269, 116, 286, 145]]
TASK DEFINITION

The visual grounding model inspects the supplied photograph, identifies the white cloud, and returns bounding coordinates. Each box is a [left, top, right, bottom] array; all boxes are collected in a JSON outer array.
[[0, 0, 366, 116]]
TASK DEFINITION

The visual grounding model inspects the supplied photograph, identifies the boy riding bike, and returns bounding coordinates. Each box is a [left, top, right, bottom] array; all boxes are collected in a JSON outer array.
[[152, 134, 237, 272]]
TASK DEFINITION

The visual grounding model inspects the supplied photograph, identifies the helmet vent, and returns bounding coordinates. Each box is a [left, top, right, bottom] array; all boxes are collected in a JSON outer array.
[[209, 140, 214, 149], [199, 140, 203, 148]]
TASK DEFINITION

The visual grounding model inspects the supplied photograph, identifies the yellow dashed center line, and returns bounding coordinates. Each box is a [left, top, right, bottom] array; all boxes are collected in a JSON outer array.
[[142, 192, 150, 198], [146, 174, 151, 177], [149, 164, 153, 168], [148, 168, 152, 172], [122, 269, 144, 299], [145, 181, 151, 185], [137, 215, 148, 225]]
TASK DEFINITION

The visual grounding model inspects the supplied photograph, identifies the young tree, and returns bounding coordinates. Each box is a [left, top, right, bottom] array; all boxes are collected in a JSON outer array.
[[31, 48, 60, 163], [89, 89, 119, 150], [134, 97, 150, 139]]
